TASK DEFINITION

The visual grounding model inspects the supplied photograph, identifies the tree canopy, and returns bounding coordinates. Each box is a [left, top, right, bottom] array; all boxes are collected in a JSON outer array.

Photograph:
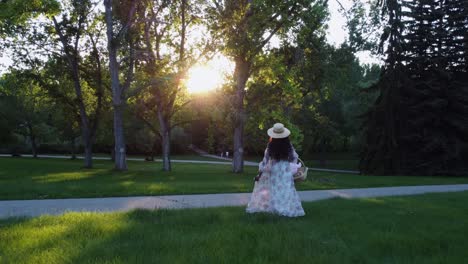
[[0, 0, 402, 175], [360, 0, 468, 176]]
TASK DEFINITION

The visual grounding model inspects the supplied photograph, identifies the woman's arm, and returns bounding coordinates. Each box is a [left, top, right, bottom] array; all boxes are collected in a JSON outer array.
[[290, 145, 299, 164], [258, 148, 269, 172]]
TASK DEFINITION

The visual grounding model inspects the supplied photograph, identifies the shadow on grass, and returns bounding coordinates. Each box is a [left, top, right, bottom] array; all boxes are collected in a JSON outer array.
[[2, 157, 468, 201], [1, 192, 468, 263], [0, 158, 257, 200]]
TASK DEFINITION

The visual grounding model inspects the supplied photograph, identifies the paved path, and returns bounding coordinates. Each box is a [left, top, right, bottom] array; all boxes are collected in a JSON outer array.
[[189, 146, 359, 173], [0, 154, 359, 174], [1, 184, 467, 219], [0, 154, 241, 166]]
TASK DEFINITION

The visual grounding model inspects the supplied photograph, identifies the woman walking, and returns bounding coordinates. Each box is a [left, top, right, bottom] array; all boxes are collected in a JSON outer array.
[[246, 123, 305, 217]]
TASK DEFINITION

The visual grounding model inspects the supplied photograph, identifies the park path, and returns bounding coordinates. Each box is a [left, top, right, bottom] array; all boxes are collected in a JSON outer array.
[[1, 184, 468, 219], [0, 154, 238, 166], [0, 154, 359, 174]]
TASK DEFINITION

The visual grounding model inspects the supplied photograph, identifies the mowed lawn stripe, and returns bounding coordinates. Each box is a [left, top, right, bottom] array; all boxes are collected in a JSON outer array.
[[0, 191, 467, 263], [1, 157, 468, 200]]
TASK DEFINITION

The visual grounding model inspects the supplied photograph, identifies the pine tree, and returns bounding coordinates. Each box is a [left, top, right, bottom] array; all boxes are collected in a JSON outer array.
[[360, 0, 468, 176]]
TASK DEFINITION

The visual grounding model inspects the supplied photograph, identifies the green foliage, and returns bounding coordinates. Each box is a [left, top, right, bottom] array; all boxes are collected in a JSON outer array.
[[209, 0, 324, 58], [0, 0, 381, 163], [345, 0, 384, 53], [361, 0, 468, 176], [362, 68, 468, 175], [0, 0, 59, 36], [185, 90, 234, 153], [0, 70, 56, 152]]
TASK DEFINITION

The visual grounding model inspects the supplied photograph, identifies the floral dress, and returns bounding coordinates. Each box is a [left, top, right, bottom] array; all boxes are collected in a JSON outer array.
[[246, 147, 305, 217]]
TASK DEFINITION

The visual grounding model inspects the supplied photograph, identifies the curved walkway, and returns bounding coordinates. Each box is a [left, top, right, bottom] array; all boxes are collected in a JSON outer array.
[[1, 184, 468, 219], [0, 154, 239, 165], [0, 154, 359, 174]]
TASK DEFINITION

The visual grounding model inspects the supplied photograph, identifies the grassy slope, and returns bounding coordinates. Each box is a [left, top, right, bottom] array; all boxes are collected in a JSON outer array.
[[1, 191, 467, 263], [1, 157, 468, 200]]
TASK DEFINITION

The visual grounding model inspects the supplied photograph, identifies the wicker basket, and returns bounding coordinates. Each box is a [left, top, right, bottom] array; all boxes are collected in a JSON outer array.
[[293, 158, 308, 182]]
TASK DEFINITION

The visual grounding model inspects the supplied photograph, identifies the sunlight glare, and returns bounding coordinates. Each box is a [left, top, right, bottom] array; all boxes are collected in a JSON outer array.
[[185, 56, 233, 93]]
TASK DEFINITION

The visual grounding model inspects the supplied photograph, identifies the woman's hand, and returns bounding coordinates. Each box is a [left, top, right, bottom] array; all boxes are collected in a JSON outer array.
[[254, 171, 263, 181]]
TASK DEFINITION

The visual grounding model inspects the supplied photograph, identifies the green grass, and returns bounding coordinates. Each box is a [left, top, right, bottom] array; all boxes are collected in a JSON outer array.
[[304, 159, 359, 170], [0, 157, 256, 200], [160, 155, 224, 161], [39, 153, 225, 162], [1, 157, 468, 200], [1, 191, 468, 263], [247, 153, 360, 171], [302, 152, 360, 170]]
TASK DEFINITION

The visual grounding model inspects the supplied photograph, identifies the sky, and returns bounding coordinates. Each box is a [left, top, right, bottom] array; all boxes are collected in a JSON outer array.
[[326, 0, 382, 65], [0, 0, 381, 73]]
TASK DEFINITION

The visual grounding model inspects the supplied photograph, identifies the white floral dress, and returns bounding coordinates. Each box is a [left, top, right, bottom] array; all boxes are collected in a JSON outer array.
[[246, 148, 305, 217]]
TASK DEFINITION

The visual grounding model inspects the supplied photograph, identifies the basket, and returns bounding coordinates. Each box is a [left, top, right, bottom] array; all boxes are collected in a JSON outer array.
[[293, 158, 308, 182]]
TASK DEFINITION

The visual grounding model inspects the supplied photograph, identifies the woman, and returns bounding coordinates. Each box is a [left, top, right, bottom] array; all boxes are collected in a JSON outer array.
[[246, 123, 305, 217]]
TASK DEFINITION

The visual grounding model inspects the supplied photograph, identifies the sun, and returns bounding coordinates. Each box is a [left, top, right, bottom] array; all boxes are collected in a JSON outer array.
[[185, 56, 233, 94], [185, 65, 222, 93]]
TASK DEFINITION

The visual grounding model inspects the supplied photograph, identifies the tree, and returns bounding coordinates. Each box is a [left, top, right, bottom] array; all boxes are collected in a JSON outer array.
[[360, 0, 468, 175], [134, 0, 211, 171], [244, 49, 305, 155], [104, 0, 138, 171], [2, 0, 107, 167], [49, 0, 107, 168], [0, 70, 55, 157], [0, 0, 59, 37], [208, 0, 321, 172]]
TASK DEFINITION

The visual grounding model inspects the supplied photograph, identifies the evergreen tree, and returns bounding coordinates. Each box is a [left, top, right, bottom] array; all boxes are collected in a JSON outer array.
[[361, 0, 468, 175]]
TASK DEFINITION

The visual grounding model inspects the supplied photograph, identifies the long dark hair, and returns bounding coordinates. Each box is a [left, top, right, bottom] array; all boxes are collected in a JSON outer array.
[[267, 137, 293, 161]]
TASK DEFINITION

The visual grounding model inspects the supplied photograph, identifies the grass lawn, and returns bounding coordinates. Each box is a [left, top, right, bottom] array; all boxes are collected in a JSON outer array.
[[1, 191, 467, 263], [31, 153, 225, 162], [305, 159, 359, 171], [1, 157, 468, 200], [247, 154, 361, 171]]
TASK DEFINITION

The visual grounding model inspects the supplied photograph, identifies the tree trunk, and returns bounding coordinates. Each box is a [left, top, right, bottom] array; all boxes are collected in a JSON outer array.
[[158, 110, 171, 171], [30, 135, 37, 158], [111, 148, 115, 161], [27, 123, 38, 158], [70, 137, 76, 160], [161, 129, 171, 171], [232, 58, 250, 173], [52, 16, 94, 169], [105, 0, 128, 171], [113, 105, 127, 170], [233, 124, 244, 172], [83, 137, 93, 168]]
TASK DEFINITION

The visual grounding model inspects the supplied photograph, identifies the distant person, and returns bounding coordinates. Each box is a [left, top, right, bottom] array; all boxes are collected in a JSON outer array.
[[246, 123, 305, 217]]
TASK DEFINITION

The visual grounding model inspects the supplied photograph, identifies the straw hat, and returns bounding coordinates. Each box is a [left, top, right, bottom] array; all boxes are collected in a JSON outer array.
[[267, 123, 291, 138]]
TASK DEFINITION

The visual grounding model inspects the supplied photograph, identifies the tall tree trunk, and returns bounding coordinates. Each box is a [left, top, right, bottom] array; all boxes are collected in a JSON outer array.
[[27, 122, 38, 158], [158, 109, 171, 171], [52, 16, 94, 169], [232, 58, 250, 173], [79, 113, 92, 168], [70, 137, 76, 160], [111, 147, 115, 161], [83, 137, 93, 168], [113, 104, 127, 170], [105, 0, 128, 171], [31, 136, 37, 158]]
